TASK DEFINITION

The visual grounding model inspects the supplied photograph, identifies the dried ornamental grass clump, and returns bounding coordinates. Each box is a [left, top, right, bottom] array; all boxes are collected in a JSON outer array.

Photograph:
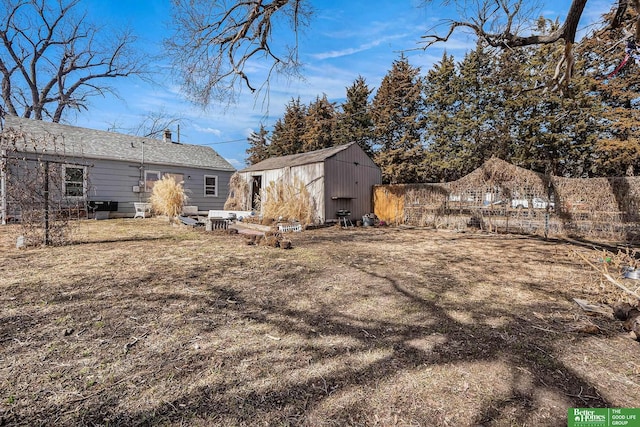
[[149, 175, 187, 222], [261, 176, 313, 225], [224, 172, 250, 211]]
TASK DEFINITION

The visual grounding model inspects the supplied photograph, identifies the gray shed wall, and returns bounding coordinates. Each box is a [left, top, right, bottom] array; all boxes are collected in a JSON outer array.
[[237, 144, 381, 224], [237, 163, 326, 222], [324, 144, 382, 221]]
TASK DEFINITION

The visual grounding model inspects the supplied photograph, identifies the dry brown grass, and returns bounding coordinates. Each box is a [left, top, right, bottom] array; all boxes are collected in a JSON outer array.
[[1, 220, 639, 426]]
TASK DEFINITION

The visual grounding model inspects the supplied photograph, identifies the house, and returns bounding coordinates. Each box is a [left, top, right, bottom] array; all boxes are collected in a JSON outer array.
[[237, 142, 382, 224], [0, 115, 236, 222]]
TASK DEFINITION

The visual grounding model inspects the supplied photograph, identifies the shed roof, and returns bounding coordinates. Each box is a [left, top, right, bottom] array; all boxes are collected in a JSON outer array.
[[240, 142, 357, 172], [2, 116, 235, 171]]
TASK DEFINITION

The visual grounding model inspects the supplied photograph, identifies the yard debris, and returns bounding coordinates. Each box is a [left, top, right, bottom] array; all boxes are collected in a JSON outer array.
[[573, 298, 613, 317], [574, 249, 640, 301], [263, 234, 279, 248], [613, 302, 640, 340], [571, 323, 603, 335], [280, 239, 292, 250], [123, 332, 148, 354], [573, 248, 640, 341], [243, 230, 295, 249]]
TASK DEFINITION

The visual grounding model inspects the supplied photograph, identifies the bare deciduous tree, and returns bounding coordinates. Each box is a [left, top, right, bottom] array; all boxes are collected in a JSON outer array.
[[165, 0, 639, 100], [105, 108, 185, 140], [165, 0, 312, 107], [0, 0, 149, 123], [421, 0, 639, 92]]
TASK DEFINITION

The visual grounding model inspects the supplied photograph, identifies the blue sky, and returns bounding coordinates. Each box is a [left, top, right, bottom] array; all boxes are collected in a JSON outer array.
[[72, 0, 611, 169]]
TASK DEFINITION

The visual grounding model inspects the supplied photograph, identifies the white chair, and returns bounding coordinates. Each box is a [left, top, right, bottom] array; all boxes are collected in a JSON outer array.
[[134, 202, 152, 219]]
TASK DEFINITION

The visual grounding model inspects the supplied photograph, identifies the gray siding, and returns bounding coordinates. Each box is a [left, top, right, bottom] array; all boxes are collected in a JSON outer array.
[[237, 163, 326, 221], [238, 143, 381, 224], [88, 158, 233, 216], [4, 154, 233, 218], [2, 116, 236, 222], [324, 144, 382, 221]]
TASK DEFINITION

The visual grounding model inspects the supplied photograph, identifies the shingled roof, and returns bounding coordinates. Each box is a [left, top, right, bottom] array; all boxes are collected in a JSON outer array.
[[240, 142, 356, 172], [2, 116, 235, 171]]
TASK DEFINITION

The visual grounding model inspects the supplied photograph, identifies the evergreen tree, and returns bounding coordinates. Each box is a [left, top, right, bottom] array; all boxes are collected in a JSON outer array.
[[269, 97, 307, 157], [506, 18, 600, 177], [301, 94, 337, 152], [245, 124, 271, 165], [371, 55, 427, 184], [423, 52, 462, 182], [336, 76, 374, 156], [577, 10, 640, 176]]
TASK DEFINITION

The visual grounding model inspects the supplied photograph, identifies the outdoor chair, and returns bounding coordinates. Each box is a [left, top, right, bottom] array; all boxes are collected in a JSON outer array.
[[134, 202, 152, 219]]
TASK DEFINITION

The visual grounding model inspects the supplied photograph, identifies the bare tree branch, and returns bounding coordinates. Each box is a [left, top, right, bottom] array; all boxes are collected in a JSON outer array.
[[421, 0, 597, 92], [165, 0, 311, 108], [0, 0, 150, 122]]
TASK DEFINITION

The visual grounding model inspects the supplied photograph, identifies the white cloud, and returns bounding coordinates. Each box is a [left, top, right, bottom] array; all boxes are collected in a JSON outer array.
[[310, 33, 409, 60], [193, 124, 222, 137]]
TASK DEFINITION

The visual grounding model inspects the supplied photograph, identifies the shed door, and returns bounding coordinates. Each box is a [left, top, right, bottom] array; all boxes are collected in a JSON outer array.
[[251, 176, 262, 210]]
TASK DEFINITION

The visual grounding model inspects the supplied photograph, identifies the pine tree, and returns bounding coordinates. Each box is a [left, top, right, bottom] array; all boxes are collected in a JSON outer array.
[[371, 55, 426, 184], [269, 97, 307, 157], [577, 10, 640, 176], [245, 124, 270, 165], [468, 42, 517, 166], [336, 76, 374, 156], [423, 51, 468, 181], [301, 94, 337, 152], [493, 17, 600, 177]]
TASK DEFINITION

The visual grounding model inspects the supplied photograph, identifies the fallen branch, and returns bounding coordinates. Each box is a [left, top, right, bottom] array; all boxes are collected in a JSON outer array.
[[574, 251, 640, 300], [530, 325, 561, 334], [573, 298, 613, 317], [124, 331, 149, 354]]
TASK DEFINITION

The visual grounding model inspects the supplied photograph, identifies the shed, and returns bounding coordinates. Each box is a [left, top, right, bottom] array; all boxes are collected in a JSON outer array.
[[237, 143, 381, 224], [1, 116, 236, 222]]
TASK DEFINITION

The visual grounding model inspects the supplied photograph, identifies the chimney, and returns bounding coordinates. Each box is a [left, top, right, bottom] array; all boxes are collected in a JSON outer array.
[[162, 129, 172, 143]]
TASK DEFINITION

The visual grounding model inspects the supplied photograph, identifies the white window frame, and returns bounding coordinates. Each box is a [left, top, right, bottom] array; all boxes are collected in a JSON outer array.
[[144, 170, 161, 192], [204, 175, 218, 197], [62, 164, 87, 198]]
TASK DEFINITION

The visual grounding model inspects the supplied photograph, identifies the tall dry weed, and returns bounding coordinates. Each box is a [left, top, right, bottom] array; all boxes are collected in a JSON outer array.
[[149, 175, 187, 222], [261, 176, 313, 224], [224, 172, 250, 210]]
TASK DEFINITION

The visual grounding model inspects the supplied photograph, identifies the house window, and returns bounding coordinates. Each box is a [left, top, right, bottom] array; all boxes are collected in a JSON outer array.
[[63, 165, 86, 197], [164, 173, 184, 184], [204, 175, 218, 197], [144, 170, 161, 192]]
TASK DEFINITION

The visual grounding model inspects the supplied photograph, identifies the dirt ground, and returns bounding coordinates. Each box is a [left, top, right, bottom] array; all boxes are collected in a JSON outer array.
[[1, 218, 639, 426]]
